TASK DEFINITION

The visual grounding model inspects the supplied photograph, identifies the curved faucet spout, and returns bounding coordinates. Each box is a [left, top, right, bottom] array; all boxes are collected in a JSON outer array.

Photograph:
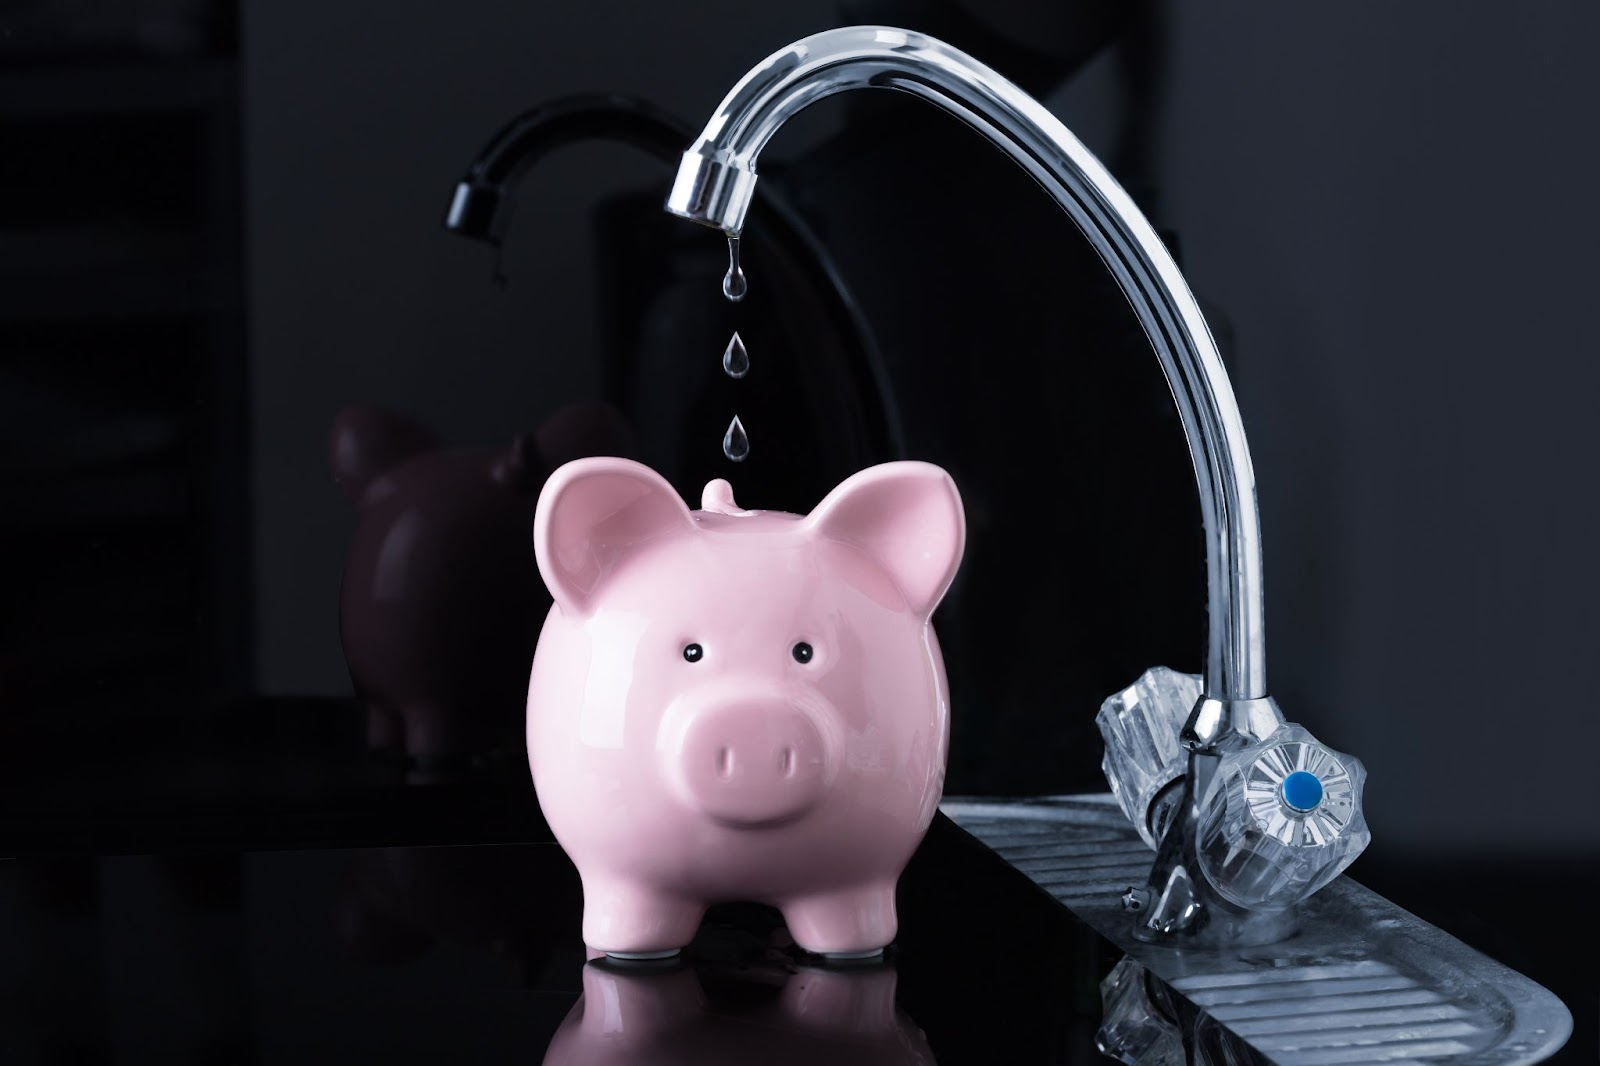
[[666, 26, 1268, 715]]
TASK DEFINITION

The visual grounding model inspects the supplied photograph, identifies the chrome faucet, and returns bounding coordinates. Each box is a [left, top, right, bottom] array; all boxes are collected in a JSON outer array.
[[665, 26, 1369, 947]]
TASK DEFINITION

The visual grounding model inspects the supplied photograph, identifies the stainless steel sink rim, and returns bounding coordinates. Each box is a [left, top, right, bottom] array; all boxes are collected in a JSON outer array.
[[942, 794, 1573, 1065]]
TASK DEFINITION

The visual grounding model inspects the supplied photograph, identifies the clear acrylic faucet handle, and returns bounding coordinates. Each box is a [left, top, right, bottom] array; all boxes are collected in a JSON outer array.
[[1194, 723, 1371, 910], [1097, 668, 1200, 849]]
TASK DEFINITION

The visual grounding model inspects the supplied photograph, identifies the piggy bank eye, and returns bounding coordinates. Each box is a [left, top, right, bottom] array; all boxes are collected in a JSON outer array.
[[682, 643, 704, 663], [791, 642, 814, 664]]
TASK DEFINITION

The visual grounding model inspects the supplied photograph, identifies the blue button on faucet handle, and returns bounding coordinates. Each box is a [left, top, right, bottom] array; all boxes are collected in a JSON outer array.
[[1280, 770, 1324, 813]]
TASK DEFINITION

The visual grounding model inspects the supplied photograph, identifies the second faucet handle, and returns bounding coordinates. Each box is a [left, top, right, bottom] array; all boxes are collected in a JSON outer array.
[[1097, 667, 1201, 849]]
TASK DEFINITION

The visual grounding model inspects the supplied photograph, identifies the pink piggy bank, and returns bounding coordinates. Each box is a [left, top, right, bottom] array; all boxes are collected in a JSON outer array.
[[527, 458, 965, 958]]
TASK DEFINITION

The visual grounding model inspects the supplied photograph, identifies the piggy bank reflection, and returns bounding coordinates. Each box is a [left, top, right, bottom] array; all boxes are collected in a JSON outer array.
[[527, 458, 966, 957], [543, 960, 936, 1066], [332, 403, 632, 773]]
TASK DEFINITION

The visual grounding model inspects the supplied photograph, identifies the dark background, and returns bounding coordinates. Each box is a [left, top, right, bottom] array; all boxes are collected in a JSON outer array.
[[1, 0, 1596, 1061], [254, 0, 1598, 857]]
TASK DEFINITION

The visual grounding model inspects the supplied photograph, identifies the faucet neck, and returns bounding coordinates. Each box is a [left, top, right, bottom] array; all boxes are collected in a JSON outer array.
[[666, 26, 1268, 710]]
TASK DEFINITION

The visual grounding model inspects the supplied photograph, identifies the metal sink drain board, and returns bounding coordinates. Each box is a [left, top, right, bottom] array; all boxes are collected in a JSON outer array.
[[941, 795, 1572, 1065]]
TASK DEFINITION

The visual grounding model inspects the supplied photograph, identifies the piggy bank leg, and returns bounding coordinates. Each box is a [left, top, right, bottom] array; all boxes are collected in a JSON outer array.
[[582, 879, 704, 958], [402, 703, 463, 761], [781, 883, 898, 957]]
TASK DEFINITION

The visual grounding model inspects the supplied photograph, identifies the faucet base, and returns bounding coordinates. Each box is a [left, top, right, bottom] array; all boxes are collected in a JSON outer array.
[[1100, 669, 1370, 944], [1125, 747, 1301, 949], [1129, 867, 1300, 949]]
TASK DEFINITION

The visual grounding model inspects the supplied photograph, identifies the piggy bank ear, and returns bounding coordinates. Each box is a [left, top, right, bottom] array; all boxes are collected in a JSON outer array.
[[535, 457, 696, 614], [805, 461, 966, 619], [330, 406, 441, 504]]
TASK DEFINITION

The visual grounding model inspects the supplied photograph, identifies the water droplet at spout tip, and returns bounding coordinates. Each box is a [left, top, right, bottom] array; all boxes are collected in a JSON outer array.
[[722, 331, 750, 379], [722, 415, 750, 463], [723, 235, 747, 302]]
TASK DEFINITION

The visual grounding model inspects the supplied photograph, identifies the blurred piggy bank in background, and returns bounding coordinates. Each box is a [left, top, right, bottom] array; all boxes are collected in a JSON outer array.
[[542, 960, 936, 1066], [333, 403, 633, 775], [527, 457, 965, 957]]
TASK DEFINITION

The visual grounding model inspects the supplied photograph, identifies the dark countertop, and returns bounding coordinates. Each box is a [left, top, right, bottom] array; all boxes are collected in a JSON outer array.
[[0, 814, 1126, 1065], [1, 698, 1593, 1064]]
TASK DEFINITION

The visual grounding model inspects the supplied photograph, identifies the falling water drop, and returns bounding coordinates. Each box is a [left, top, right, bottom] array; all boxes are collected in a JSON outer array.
[[722, 415, 750, 462], [722, 331, 750, 379], [722, 236, 747, 302]]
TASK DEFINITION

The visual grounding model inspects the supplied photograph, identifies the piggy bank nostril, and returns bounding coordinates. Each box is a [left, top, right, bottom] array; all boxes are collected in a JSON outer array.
[[779, 746, 795, 776], [715, 747, 733, 778]]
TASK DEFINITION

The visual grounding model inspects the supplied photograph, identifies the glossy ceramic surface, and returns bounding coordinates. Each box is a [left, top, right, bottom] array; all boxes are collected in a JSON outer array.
[[527, 457, 965, 956]]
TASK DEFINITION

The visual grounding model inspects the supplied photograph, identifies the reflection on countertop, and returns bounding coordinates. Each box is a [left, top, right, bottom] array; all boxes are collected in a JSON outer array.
[[3, 799, 1591, 1064], [0, 814, 1129, 1064], [549, 959, 935, 1066]]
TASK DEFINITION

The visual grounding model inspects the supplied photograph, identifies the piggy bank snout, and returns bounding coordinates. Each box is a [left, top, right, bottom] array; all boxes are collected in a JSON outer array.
[[671, 700, 829, 828]]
